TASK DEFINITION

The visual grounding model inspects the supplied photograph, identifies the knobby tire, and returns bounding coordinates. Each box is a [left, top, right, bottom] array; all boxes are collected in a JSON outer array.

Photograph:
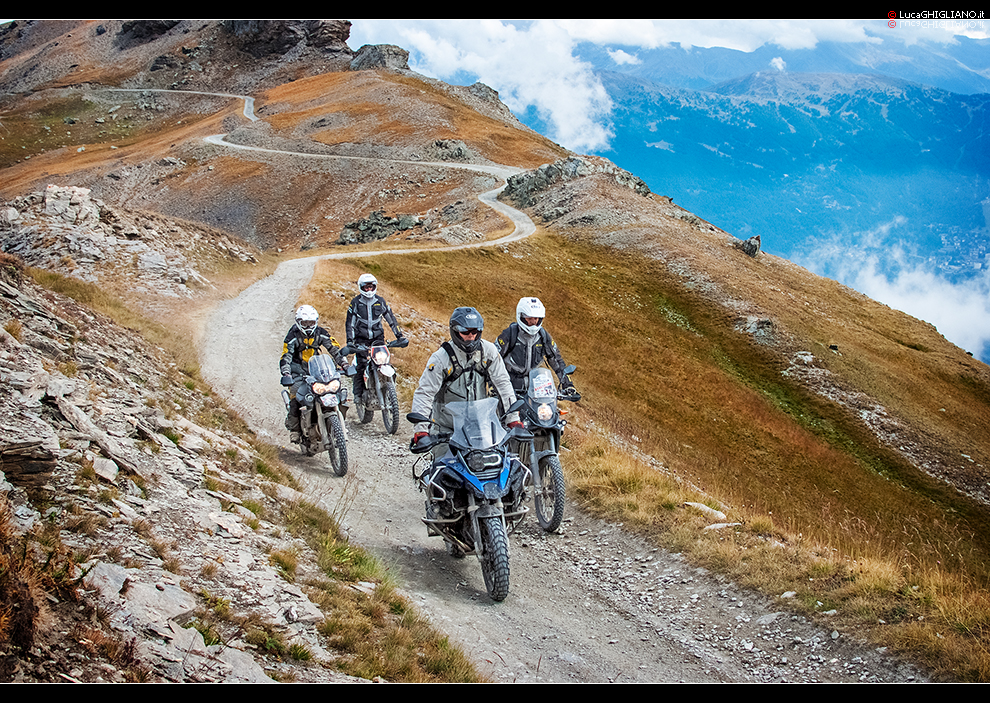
[[535, 455, 565, 533], [327, 412, 348, 476], [479, 516, 510, 601], [383, 383, 399, 435]]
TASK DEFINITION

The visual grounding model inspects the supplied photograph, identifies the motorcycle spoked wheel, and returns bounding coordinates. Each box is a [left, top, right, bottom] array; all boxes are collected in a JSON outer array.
[[382, 383, 399, 435], [325, 413, 348, 476], [478, 516, 510, 602], [534, 455, 565, 533]]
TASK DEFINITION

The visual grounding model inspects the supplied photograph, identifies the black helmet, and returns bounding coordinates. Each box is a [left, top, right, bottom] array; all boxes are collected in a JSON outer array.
[[449, 307, 484, 354]]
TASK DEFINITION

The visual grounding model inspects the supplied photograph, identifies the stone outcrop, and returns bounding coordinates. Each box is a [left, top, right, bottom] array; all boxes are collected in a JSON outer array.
[[1, 185, 258, 302], [501, 156, 652, 210], [350, 43, 409, 71], [227, 20, 353, 58], [736, 235, 762, 257], [0, 256, 353, 682], [426, 139, 472, 162], [338, 209, 420, 245]]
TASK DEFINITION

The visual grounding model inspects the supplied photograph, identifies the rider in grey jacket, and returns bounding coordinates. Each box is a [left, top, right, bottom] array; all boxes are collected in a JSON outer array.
[[411, 307, 519, 453]]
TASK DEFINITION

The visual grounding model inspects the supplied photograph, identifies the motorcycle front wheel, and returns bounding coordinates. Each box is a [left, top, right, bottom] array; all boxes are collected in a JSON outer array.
[[382, 383, 399, 435], [326, 413, 348, 477], [535, 455, 565, 533], [479, 516, 510, 602]]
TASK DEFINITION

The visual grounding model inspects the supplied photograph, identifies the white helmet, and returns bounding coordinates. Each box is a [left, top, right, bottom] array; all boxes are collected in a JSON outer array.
[[516, 297, 546, 335], [358, 273, 378, 300], [295, 305, 319, 336]]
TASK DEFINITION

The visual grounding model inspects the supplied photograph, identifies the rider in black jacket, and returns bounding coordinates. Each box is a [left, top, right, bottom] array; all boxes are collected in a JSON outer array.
[[495, 297, 577, 397], [345, 273, 406, 404]]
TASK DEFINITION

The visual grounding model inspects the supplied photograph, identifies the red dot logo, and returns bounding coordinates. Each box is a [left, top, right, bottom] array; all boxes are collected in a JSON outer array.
[[887, 10, 896, 18]]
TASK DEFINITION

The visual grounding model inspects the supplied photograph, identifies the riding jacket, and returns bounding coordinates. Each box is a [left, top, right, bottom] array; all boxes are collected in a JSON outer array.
[[345, 294, 403, 346], [495, 323, 569, 395], [411, 339, 518, 434], [279, 325, 344, 379]]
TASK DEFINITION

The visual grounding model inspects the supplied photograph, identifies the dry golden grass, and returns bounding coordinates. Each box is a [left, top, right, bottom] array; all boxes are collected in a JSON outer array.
[[304, 229, 990, 680]]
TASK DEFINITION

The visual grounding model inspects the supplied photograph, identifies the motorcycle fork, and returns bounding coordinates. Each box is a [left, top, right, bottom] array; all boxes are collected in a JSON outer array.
[[315, 403, 328, 451], [468, 493, 507, 560], [525, 432, 560, 490]]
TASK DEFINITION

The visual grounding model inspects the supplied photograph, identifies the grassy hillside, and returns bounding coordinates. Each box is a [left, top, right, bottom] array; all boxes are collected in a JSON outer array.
[[303, 226, 990, 680]]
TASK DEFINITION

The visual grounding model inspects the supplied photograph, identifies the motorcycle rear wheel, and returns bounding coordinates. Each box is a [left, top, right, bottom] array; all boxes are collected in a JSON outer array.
[[479, 516, 510, 602], [326, 413, 348, 477], [535, 455, 565, 533], [382, 383, 399, 435]]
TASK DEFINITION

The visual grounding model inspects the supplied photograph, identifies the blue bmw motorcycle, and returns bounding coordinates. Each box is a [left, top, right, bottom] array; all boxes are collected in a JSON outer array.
[[408, 397, 530, 602]]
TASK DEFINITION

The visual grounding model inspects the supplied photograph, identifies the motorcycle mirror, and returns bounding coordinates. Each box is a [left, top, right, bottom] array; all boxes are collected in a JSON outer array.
[[407, 412, 430, 424]]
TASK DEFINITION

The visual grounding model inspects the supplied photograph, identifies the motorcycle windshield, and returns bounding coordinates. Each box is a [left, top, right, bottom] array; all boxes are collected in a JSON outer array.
[[307, 354, 338, 383], [528, 367, 557, 399], [446, 398, 507, 450]]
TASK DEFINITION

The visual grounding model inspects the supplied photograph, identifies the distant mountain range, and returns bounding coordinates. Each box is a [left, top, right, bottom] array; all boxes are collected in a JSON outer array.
[[592, 69, 990, 282]]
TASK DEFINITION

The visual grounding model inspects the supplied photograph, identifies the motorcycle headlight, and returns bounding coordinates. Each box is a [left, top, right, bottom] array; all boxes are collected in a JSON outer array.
[[313, 379, 341, 394], [467, 450, 502, 474], [373, 349, 390, 365], [537, 403, 553, 421]]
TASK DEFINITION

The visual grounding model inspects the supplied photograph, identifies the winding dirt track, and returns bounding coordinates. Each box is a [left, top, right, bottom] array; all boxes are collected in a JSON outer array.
[[196, 95, 917, 683]]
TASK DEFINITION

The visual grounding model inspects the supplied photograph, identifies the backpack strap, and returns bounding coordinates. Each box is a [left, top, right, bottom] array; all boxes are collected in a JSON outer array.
[[438, 342, 493, 400]]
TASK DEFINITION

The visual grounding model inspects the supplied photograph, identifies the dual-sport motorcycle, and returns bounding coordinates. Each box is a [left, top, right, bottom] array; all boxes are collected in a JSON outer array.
[[282, 353, 350, 476], [512, 364, 579, 533], [408, 397, 530, 602], [349, 338, 409, 435]]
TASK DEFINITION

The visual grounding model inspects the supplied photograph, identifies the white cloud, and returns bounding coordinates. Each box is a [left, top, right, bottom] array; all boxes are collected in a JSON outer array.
[[797, 219, 990, 360], [645, 140, 674, 152], [607, 48, 641, 65], [350, 20, 613, 152], [770, 57, 787, 71]]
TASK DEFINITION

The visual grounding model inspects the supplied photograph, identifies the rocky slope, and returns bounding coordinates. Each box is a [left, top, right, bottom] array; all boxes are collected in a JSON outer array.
[[0, 192, 379, 682]]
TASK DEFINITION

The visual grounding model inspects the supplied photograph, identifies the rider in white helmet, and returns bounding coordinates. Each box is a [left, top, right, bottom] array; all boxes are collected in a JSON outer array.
[[280, 305, 346, 442], [345, 273, 406, 404], [495, 297, 577, 397]]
